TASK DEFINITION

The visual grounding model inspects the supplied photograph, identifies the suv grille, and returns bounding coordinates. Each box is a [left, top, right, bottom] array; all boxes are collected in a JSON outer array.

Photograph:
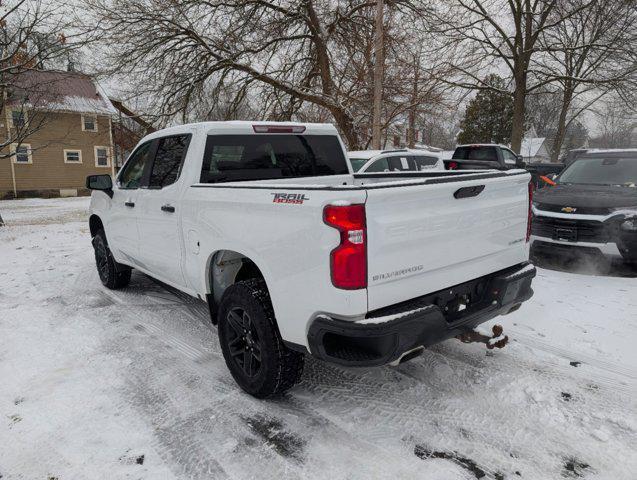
[[534, 203, 612, 215], [532, 215, 609, 243]]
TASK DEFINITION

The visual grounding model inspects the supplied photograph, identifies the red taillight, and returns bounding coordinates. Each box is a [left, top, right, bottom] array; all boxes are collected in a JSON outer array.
[[323, 204, 367, 290], [526, 181, 534, 242], [448, 161, 458, 170], [252, 125, 306, 133]]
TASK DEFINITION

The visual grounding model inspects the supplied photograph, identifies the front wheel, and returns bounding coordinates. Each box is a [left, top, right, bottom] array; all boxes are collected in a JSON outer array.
[[92, 230, 131, 289], [217, 279, 304, 398]]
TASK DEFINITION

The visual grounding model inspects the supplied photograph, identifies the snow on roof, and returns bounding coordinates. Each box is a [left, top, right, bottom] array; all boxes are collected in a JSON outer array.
[[585, 148, 637, 154], [456, 143, 509, 148], [412, 143, 443, 152], [7, 69, 117, 115], [348, 150, 385, 159], [520, 137, 546, 158], [348, 148, 441, 160]]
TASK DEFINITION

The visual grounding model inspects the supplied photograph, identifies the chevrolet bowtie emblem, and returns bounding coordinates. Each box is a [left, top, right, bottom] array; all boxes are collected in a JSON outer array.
[[561, 206, 577, 213]]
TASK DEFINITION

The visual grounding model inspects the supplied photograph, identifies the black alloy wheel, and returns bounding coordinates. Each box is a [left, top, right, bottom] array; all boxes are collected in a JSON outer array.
[[226, 307, 262, 377]]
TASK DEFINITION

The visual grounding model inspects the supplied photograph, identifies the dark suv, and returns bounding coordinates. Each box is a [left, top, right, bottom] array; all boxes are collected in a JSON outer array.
[[530, 149, 637, 263], [444, 144, 525, 170]]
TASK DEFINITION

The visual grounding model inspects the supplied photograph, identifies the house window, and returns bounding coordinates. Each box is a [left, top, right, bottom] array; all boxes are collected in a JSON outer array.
[[94, 146, 110, 167], [82, 115, 97, 132], [11, 143, 32, 164], [11, 110, 26, 128], [64, 149, 82, 163]]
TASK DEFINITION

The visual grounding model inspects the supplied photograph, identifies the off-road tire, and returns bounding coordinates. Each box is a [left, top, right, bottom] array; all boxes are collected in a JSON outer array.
[[218, 279, 304, 398], [93, 229, 132, 289]]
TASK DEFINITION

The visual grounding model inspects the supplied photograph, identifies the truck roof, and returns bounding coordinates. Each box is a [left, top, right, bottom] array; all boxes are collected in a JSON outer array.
[[583, 148, 637, 155], [455, 143, 510, 149], [141, 121, 340, 140], [348, 149, 439, 160]]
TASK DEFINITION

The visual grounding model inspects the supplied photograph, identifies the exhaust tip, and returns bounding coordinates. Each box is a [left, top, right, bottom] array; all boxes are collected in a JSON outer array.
[[390, 346, 425, 366]]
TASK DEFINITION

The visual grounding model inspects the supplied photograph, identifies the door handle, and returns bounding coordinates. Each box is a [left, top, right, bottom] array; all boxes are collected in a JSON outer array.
[[161, 204, 175, 213], [124, 201, 135, 208], [453, 185, 485, 199]]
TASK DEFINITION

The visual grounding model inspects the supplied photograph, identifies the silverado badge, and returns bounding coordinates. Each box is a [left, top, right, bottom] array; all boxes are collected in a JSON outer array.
[[561, 206, 577, 213]]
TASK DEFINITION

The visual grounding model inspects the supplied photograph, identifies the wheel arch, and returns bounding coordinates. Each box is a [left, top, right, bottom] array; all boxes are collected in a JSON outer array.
[[89, 214, 104, 238], [205, 249, 269, 324]]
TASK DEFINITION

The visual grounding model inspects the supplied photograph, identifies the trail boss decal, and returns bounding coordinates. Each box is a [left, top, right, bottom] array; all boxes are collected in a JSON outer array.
[[271, 193, 310, 204]]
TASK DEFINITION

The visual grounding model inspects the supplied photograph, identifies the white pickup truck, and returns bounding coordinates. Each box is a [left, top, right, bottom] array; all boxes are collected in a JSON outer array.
[[87, 121, 536, 397]]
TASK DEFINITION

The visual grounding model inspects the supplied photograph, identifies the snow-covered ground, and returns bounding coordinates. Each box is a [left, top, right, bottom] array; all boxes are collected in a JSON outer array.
[[1, 197, 635, 480]]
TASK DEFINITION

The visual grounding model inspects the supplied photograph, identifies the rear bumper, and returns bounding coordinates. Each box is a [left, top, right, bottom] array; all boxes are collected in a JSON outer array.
[[307, 262, 536, 367]]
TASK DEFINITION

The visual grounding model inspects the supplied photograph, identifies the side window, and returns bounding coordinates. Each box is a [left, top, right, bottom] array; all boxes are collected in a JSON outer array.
[[148, 135, 191, 188], [502, 149, 517, 165], [453, 147, 468, 159], [364, 158, 389, 172], [12, 110, 26, 128], [82, 115, 97, 132], [119, 141, 152, 189], [387, 156, 410, 171], [412, 156, 438, 170]]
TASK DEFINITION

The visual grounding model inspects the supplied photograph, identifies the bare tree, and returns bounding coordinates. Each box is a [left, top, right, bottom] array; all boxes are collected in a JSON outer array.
[[537, 0, 637, 161], [85, 0, 448, 149], [432, 0, 594, 153], [589, 97, 637, 149]]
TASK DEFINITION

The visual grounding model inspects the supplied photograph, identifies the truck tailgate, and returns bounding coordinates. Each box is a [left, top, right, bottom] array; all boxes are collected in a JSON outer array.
[[365, 172, 531, 311]]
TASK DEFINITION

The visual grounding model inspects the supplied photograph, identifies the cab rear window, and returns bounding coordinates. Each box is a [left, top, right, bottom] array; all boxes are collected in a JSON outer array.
[[453, 146, 497, 161], [200, 135, 348, 183]]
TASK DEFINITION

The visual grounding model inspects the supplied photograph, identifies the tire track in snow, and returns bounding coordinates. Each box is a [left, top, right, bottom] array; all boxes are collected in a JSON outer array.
[[428, 337, 636, 397], [97, 275, 637, 479], [94, 284, 422, 478], [508, 328, 637, 381]]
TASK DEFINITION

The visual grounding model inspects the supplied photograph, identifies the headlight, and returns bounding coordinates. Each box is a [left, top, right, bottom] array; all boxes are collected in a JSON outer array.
[[610, 206, 637, 215], [621, 219, 637, 232]]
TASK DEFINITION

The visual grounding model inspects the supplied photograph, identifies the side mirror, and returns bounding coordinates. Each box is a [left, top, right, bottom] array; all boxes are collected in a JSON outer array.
[[86, 174, 113, 198], [516, 154, 526, 167]]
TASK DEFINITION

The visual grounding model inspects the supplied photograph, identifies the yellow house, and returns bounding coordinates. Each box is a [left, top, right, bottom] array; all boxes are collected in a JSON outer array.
[[0, 69, 116, 198]]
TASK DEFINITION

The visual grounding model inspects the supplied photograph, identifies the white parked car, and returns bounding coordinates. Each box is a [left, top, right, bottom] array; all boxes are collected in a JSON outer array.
[[87, 121, 535, 398], [348, 149, 444, 173]]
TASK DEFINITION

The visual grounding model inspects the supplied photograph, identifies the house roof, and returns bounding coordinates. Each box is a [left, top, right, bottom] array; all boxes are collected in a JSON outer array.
[[7, 69, 117, 116], [520, 137, 547, 158]]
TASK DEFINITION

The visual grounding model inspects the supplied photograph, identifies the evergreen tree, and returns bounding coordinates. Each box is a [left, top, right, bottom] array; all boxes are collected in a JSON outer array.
[[457, 75, 513, 145]]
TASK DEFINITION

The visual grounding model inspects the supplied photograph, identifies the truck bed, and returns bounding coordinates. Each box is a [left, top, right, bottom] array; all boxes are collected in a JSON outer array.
[[191, 169, 526, 190], [191, 168, 531, 313]]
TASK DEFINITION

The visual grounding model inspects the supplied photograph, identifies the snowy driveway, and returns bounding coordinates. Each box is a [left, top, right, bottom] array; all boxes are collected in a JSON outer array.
[[1, 197, 635, 480]]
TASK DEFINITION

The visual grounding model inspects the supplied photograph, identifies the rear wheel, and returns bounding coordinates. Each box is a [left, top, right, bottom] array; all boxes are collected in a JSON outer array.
[[93, 230, 131, 289], [218, 279, 304, 397]]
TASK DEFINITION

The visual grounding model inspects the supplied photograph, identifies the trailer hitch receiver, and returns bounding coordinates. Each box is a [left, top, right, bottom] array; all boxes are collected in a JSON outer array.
[[456, 324, 508, 349]]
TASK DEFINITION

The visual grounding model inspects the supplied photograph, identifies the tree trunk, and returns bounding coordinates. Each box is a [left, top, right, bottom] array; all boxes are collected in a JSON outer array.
[[332, 107, 361, 150], [550, 88, 573, 163], [510, 73, 527, 154], [407, 109, 415, 148], [371, 0, 384, 150], [407, 59, 419, 149]]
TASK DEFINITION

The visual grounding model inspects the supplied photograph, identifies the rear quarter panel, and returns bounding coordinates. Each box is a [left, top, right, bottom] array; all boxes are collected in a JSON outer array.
[[181, 185, 368, 348]]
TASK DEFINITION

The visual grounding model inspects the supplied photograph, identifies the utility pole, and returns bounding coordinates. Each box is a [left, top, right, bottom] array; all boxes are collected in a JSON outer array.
[[371, 0, 384, 150]]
